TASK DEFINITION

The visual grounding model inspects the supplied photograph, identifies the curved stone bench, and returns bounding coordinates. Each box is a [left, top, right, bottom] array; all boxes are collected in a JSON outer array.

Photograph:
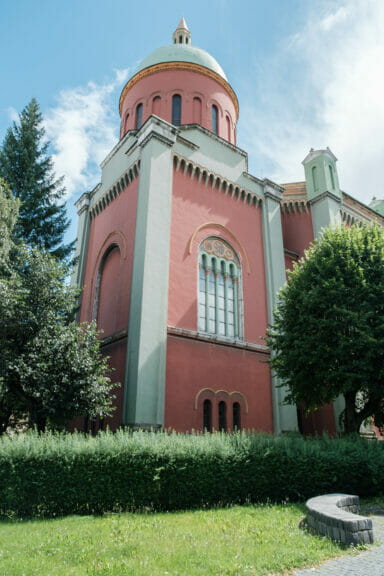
[[306, 493, 374, 546]]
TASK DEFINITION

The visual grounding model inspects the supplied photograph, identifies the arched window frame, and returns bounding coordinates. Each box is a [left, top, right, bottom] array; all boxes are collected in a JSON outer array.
[[92, 243, 120, 322], [172, 94, 182, 126], [203, 399, 212, 432], [233, 402, 241, 431], [135, 103, 143, 130], [198, 237, 243, 340], [212, 104, 218, 135], [218, 401, 227, 432]]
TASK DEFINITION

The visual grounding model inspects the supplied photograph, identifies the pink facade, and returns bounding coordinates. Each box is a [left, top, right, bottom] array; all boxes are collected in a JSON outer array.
[[169, 167, 268, 343], [120, 69, 237, 144], [165, 335, 273, 432]]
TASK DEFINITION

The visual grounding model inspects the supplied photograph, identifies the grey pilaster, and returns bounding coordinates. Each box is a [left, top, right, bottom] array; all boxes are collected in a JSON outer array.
[[123, 117, 177, 428], [261, 182, 298, 434]]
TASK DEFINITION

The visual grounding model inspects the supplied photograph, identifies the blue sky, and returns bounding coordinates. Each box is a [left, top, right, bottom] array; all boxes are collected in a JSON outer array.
[[1, 0, 383, 246]]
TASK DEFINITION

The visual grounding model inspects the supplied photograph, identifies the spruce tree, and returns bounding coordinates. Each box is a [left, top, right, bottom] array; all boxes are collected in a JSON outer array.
[[0, 98, 73, 261]]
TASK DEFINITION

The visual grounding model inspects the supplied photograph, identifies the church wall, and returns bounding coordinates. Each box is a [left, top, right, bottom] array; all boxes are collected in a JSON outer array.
[[165, 334, 273, 432], [168, 167, 268, 345], [78, 178, 139, 425], [80, 178, 139, 327], [281, 209, 314, 258], [120, 69, 236, 143]]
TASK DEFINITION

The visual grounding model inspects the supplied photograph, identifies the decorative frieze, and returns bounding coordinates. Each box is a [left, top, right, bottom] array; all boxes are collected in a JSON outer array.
[[89, 159, 141, 219], [281, 199, 309, 214], [173, 153, 263, 209]]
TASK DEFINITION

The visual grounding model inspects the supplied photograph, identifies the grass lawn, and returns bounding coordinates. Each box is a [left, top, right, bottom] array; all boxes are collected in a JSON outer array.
[[0, 503, 359, 576]]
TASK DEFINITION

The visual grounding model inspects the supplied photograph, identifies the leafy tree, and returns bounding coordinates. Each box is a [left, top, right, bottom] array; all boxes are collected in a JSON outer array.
[[0, 98, 73, 262], [267, 223, 384, 435], [0, 178, 19, 269], [0, 187, 116, 432]]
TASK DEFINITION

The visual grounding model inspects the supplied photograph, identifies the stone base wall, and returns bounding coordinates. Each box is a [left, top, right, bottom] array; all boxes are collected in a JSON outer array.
[[306, 493, 374, 546]]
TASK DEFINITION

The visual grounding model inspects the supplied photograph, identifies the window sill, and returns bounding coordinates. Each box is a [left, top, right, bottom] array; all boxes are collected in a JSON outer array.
[[167, 326, 269, 354]]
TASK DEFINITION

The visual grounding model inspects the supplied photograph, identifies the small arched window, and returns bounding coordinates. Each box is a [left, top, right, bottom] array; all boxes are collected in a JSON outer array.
[[152, 96, 161, 116], [226, 115, 231, 142], [172, 94, 182, 126], [203, 399, 212, 432], [198, 237, 242, 339], [233, 402, 241, 430], [218, 401, 227, 432], [329, 164, 335, 189], [135, 103, 143, 130], [312, 165, 318, 192], [212, 105, 218, 135]]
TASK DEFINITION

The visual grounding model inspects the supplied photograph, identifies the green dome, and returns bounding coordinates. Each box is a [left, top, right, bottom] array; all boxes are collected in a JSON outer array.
[[134, 44, 228, 81]]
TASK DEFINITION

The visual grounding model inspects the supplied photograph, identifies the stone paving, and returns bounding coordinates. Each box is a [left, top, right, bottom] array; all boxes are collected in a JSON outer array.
[[290, 514, 384, 576]]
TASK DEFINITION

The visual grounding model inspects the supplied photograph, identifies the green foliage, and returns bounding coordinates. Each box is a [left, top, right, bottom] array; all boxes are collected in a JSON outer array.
[[267, 223, 384, 434], [0, 242, 116, 431], [0, 430, 383, 518], [0, 505, 349, 576], [0, 98, 73, 262], [0, 178, 19, 268]]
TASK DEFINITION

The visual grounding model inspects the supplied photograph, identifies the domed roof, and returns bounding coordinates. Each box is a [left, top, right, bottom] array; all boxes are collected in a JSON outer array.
[[134, 44, 228, 81]]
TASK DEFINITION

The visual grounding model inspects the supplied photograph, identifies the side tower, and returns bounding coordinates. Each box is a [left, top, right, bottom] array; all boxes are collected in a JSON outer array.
[[72, 20, 298, 433], [302, 147, 341, 238]]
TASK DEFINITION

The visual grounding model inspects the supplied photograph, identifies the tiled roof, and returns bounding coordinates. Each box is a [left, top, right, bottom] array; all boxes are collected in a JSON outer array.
[[281, 182, 307, 198]]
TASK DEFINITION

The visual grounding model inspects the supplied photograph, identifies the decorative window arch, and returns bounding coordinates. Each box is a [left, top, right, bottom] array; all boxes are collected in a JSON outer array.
[[135, 103, 143, 130], [198, 237, 242, 339], [172, 94, 182, 126]]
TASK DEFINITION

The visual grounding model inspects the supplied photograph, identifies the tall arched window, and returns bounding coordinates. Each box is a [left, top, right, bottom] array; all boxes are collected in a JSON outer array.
[[218, 401, 227, 431], [203, 399, 212, 432], [233, 402, 241, 430], [135, 103, 143, 130], [198, 237, 242, 339], [329, 164, 335, 189], [172, 94, 182, 126], [93, 245, 121, 336], [312, 165, 318, 192], [212, 105, 218, 135]]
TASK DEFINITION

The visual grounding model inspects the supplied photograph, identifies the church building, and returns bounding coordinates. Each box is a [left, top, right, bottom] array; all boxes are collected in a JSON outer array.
[[72, 19, 384, 435]]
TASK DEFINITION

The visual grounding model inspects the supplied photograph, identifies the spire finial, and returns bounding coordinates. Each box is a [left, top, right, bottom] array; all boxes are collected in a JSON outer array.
[[173, 17, 191, 45]]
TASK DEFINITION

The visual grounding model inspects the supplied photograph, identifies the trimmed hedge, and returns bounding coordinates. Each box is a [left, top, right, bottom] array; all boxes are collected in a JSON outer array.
[[0, 430, 383, 517]]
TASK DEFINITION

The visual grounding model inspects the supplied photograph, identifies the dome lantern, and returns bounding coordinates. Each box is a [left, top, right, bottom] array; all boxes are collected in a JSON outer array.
[[172, 17, 191, 45]]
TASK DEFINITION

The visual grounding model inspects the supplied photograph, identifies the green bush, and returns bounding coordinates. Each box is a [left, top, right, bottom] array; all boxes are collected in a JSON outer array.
[[0, 430, 383, 518]]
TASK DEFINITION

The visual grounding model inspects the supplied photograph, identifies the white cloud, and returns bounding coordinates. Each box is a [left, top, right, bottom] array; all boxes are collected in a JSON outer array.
[[240, 0, 384, 205], [7, 107, 19, 123], [44, 68, 130, 200]]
